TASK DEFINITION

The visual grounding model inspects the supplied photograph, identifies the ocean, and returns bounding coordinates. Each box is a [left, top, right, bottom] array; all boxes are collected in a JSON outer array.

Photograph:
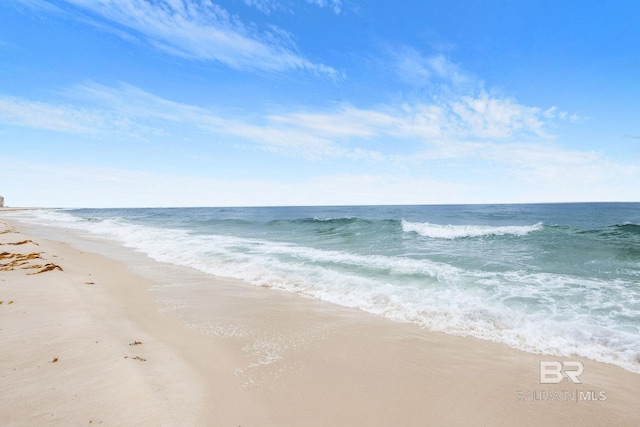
[[8, 203, 640, 373]]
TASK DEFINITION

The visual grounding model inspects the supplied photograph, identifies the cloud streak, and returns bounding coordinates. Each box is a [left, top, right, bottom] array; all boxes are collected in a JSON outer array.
[[0, 96, 105, 134], [25, 0, 336, 76], [4, 82, 556, 153], [0, 82, 602, 181], [392, 48, 472, 87], [2, 80, 637, 205], [268, 92, 552, 143], [307, 0, 342, 15]]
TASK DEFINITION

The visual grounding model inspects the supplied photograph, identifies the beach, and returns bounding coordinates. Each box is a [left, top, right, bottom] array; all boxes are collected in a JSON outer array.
[[1, 214, 640, 426]]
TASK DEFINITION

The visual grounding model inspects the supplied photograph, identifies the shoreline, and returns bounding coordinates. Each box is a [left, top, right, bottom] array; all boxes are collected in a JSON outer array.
[[1, 217, 639, 426]]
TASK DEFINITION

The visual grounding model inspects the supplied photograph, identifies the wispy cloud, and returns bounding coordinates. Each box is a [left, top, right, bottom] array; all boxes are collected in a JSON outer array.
[[0, 89, 171, 139], [307, 0, 342, 15], [243, 0, 283, 15], [391, 47, 472, 87], [542, 106, 581, 123], [269, 92, 551, 143], [10, 0, 62, 13], [69, 81, 557, 154], [388, 47, 580, 131], [2, 81, 637, 206], [1, 81, 572, 162], [449, 93, 547, 139], [0, 96, 105, 134], [63, 82, 356, 159], [23, 0, 336, 76], [242, 0, 342, 16]]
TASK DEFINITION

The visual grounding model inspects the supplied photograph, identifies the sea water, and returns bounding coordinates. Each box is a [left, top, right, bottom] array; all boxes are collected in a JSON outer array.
[[7, 203, 640, 372]]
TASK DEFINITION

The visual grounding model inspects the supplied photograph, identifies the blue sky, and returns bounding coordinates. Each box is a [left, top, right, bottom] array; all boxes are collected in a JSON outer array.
[[1, 0, 639, 207]]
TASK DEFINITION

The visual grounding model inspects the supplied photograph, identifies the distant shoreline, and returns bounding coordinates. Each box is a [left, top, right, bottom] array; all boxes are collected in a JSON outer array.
[[0, 207, 54, 212]]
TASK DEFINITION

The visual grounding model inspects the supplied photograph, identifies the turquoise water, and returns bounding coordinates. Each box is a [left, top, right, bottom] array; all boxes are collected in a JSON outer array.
[[9, 203, 640, 372]]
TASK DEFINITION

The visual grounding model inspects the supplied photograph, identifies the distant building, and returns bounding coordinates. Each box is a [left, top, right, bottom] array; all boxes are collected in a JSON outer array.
[[0, 196, 4, 207]]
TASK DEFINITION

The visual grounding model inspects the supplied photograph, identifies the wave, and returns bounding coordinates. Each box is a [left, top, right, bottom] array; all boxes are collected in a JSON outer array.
[[268, 216, 367, 226], [616, 223, 640, 234], [401, 220, 543, 239]]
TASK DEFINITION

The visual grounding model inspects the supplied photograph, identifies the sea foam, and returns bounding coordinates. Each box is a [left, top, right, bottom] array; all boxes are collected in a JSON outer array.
[[401, 220, 543, 239]]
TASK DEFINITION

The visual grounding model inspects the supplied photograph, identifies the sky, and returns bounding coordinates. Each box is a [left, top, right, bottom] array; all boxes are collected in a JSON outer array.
[[1, 0, 639, 208]]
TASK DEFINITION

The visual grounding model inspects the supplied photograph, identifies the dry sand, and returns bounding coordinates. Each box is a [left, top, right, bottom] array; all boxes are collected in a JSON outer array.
[[1, 216, 639, 426]]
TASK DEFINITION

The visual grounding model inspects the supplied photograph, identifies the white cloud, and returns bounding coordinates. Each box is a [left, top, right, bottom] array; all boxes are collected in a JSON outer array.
[[307, 0, 342, 15], [268, 91, 551, 143], [69, 82, 358, 159], [72, 82, 557, 160], [34, 0, 336, 76], [0, 96, 104, 133], [0, 90, 170, 140], [4, 81, 630, 202], [243, 0, 282, 14], [0, 81, 576, 164], [269, 106, 400, 138], [1, 76, 636, 206], [449, 93, 547, 139], [10, 0, 61, 12], [392, 48, 471, 87]]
